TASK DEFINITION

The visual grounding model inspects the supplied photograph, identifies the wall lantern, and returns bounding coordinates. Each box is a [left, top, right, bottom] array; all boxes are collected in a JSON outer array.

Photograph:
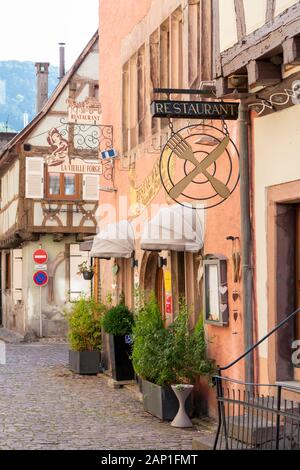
[[203, 254, 229, 326]]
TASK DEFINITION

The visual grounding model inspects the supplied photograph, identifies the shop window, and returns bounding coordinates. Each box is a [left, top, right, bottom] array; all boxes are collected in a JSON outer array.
[[204, 256, 228, 326], [46, 172, 80, 199]]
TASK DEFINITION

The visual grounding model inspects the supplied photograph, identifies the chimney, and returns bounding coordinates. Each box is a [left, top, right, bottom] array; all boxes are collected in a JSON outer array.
[[58, 43, 66, 81], [35, 62, 49, 113]]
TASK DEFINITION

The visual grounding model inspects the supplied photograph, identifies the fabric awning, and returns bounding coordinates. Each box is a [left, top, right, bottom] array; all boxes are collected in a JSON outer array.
[[90, 220, 135, 259], [141, 205, 203, 253]]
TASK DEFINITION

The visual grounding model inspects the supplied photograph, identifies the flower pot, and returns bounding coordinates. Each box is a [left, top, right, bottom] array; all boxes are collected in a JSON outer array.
[[142, 379, 192, 421], [82, 271, 94, 280], [109, 334, 135, 382], [171, 384, 194, 428], [69, 350, 100, 375]]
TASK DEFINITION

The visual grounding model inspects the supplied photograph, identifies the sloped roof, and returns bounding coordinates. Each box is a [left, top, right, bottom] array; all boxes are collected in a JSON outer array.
[[0, 30, 99, 162]]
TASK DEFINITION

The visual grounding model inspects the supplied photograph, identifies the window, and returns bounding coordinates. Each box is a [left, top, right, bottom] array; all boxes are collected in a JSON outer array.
[[46, 172, 80, 199]]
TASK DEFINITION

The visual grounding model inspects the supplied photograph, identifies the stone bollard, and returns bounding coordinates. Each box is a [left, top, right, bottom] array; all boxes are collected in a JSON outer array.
[[0, 340, 6, 365]]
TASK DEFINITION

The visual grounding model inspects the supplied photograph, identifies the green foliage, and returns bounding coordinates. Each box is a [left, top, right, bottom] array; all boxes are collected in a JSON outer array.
[[102, 303, 135, 336], [66, 297, 106, 352], [132, 295, 214, 387], [77, 260, 93, 274]]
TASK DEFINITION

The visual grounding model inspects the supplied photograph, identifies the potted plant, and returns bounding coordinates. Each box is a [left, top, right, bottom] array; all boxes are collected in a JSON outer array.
[[78, 260, 94, 280], [102, 303, 135, 382], [67, 297, 106, 375], [132, 295, 214, 423]]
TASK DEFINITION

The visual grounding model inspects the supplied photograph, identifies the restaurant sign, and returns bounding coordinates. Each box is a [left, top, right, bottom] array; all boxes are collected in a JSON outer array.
[[151, 100, 239, 120], [67, 98, 102, 125]]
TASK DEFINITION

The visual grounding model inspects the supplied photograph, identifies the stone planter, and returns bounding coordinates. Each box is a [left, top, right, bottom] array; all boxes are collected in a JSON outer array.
[[142, 379, 192, 421], [109, 334, 135, 382], [69, 350, 100, 375], [171, 384, 194, 428]]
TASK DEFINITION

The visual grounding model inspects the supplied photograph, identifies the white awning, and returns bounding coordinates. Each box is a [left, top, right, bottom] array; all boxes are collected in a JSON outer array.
[[141, 205, 204, 253], [90, 220, 135, 259]]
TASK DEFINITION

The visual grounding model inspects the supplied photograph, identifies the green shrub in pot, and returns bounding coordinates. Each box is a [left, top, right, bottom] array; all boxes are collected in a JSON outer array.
[[132, 294, 214, 420], [67, 297, 106, 352], [102, 303, 135, 381], [66, 297, 106, 375], [102, 303, 135, 336]]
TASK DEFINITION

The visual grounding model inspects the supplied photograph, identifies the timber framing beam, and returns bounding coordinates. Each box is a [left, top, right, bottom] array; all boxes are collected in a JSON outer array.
[[283, 37, 300, 65], [247, 60, 281, 88], [219, 3, 300, 78]]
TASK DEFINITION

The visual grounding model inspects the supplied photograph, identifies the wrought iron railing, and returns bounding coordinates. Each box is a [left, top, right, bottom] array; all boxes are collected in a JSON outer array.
[[214, 307, 300, 450]]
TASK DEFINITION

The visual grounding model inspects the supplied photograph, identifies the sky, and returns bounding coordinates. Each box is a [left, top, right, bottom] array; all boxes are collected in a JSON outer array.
[[0, 0, 99, 68]]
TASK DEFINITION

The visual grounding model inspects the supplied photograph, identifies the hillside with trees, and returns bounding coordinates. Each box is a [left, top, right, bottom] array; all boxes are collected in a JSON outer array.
[[0, 61, 58, 131]]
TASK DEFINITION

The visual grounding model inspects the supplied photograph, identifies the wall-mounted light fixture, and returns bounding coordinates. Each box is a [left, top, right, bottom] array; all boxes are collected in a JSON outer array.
[[158, 256, 167, 269]]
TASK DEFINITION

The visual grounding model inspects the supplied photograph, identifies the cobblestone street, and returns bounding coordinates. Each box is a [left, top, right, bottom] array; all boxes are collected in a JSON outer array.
[[0, 343, 208, 450]]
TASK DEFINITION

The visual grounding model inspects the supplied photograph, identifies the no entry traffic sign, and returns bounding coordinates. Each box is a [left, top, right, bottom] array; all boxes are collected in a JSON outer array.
[[33, 249, 48, 264], [33, 271, 49, 287]]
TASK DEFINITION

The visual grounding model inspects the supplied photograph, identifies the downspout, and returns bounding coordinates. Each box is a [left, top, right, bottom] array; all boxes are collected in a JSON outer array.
[[239, 100, 254, 384]]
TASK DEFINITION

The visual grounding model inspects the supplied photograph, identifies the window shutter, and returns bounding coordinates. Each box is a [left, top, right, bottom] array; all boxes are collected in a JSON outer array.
[[69, 244, 92, 301], [83, 174, 99, 200], [25, 157, 44, 199], [12, 249, 22, 303]]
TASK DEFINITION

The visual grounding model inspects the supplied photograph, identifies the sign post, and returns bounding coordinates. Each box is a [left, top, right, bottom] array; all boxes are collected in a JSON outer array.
[[33, 249, 49, 338]]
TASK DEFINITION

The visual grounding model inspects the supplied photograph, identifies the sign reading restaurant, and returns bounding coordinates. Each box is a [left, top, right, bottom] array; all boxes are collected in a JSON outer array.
[[67, 98, 102, 125], [151, 100, 239, 120]]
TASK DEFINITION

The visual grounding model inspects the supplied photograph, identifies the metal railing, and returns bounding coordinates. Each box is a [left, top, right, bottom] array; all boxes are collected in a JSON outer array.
[[214, 307, 300, 450]]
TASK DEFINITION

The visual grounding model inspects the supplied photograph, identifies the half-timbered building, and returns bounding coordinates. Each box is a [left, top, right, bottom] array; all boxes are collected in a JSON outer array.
[[213, 1, 300, 387], [0, 31, 102, 336]]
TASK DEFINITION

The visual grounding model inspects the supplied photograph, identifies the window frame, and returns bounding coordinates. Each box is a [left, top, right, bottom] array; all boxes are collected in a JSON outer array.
[[45, 171, 81, 200]]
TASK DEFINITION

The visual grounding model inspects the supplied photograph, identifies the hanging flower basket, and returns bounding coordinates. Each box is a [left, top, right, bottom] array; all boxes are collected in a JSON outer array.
[[78, 260, 94, 280]]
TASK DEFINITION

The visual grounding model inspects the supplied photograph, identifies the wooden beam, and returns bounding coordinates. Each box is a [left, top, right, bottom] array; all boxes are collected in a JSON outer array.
[[212, 0, 221, 78], [221, 3, 300, 77], [283, 37, 300, 65], [247, 60, 281, 88], [266, 0, 275, 23], [234, 0, 246, 41]]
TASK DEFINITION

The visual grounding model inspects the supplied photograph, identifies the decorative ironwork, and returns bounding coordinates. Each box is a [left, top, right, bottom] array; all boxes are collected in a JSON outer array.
[[214, 307, 300, 450], [159, 123, 240, 210], [59, 117, 113, 152], [214, 377, 300, 450]]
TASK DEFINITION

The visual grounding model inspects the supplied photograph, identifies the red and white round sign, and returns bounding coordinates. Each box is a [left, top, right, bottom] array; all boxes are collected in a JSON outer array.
[[33, 249, 48, 264]]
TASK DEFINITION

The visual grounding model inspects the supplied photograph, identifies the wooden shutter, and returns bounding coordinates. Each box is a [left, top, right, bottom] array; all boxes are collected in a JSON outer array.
[[69, 244, 92, 301], [83, 174, 99, 200], [25, 157, 44, 199], [12, 249, 22, 302]]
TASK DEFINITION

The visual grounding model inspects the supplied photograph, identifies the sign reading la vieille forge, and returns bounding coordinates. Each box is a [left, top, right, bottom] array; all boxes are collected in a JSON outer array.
[[151, 100, 239, 120]]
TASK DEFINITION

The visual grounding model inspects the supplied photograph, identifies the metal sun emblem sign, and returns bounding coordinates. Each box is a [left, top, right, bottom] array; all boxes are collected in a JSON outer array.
[[159, 123, 240, 210]]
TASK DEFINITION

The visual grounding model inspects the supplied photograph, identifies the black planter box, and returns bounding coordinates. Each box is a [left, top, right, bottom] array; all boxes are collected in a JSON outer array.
[[69, 350, 100, 375], [109, 334, 135, 382], [142, 379, 192, 421]]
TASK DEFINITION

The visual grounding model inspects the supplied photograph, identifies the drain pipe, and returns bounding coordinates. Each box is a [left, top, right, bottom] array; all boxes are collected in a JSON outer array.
[[239, 100, 254, 384]]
